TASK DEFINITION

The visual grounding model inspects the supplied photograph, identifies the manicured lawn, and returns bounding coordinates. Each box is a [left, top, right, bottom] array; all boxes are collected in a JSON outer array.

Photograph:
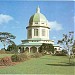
[[0, 55, 75, 75], [0, 54, 13, 58]]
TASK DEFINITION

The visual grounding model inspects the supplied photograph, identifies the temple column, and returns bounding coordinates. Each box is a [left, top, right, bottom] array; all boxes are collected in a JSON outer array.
[[29, 47, 31, 53], [24, 47, 26, 51], [36, 47, 39, 53], [18, 48, 20, 53]]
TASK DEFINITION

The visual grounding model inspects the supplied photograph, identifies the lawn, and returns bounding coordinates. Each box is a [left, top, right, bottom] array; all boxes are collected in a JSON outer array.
[[0, 54, 13, 58], [0, 54, 75, 75]]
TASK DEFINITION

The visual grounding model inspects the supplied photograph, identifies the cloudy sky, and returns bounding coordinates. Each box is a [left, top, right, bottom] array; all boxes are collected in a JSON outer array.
[[0, 1, 74, 49]]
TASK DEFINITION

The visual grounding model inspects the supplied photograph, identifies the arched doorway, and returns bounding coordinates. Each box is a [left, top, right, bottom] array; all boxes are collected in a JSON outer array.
[[25, 47, 29, 52], [30, 46, 37, 53], [20, 47, 24, 53]]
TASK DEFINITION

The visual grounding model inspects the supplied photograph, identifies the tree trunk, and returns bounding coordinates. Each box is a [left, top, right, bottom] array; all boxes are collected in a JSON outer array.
[[69, 55, 71, 64]]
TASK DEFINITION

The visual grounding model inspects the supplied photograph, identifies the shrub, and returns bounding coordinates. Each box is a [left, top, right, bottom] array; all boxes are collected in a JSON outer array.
[[11, 53, 30, 62], [41, 52, 46, 56], [54, 52, 66, 56], [54, 51, 66, 56], [19, 53, 30, 61], [31, 52, 42, 58], [11, 54, 19, 62], [0, 57, 12, 66]]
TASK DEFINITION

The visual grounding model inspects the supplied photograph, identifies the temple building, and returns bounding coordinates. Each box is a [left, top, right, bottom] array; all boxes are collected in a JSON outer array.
[[18, 6, 61, 53]]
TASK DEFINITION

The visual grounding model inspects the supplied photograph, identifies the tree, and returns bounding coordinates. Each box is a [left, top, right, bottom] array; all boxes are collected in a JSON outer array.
[[39, 43, 46, 53], [0, 32, 16, 49], [57, 31, 74, 63], [72, 40, 75, 54], [48, 44, 54, 53], [62, 49, 67, 54], [39, 43, 54, 54], [7, 44, 18, 53]]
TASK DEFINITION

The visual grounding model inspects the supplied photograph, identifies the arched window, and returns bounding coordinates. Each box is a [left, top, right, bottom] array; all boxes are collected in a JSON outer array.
[[34, 29, 38, 36], [41, 23, 44, 24], [35, 22, 38, 24]]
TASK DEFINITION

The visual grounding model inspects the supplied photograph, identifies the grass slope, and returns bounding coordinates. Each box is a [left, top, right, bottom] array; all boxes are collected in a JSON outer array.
[[0, 54, 13, 58], [0, 55, 75, 75]]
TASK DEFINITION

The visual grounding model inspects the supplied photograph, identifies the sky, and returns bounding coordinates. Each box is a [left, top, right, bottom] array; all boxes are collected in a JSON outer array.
[[0, 1, 74, 49]]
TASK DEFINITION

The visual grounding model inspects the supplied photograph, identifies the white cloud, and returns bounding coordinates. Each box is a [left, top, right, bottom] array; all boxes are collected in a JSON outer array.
[[0, 14, 13, 25], [48, 21, 63, 31]]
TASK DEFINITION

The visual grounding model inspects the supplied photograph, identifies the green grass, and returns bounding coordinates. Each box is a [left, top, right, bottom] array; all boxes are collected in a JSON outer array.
[[0, 55, 75, 75], [0, 54, 13, 58]]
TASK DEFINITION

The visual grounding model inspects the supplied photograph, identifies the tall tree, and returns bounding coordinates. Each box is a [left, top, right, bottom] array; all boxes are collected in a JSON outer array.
[[0, 32, 16, 49], [57, 31, 74, 63]]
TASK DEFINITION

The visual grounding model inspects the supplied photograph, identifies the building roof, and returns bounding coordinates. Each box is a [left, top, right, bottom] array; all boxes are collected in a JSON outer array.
[[29, 6, 48, 27], [29, 13, 47, 23], [18, 42, 42, 47]]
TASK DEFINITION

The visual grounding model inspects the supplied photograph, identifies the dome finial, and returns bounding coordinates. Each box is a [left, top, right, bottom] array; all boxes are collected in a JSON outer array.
[[36, 6, 40, 13]]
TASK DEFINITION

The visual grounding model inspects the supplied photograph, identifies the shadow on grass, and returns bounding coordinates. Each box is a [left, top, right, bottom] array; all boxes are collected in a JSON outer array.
[[46, 62, 75, 66]]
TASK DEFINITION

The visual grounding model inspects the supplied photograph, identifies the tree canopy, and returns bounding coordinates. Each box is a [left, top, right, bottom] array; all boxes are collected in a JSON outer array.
[[72, 40, 75, 53], [7, 44, 18, 53], [39, 43, 54, 53], [57, 31, 74, 63], [57, 31, 74, 54], [0, 32, 16, 49]]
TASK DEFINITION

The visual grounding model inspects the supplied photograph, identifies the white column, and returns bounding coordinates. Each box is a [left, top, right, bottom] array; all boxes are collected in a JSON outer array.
[[36, 47, 39, 53], [29, 47, 31, 53], [18, 49, 20, 53]]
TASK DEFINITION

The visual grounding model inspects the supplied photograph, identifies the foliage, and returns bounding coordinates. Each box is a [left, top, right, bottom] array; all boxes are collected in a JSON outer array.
[[57, 31, 74, 63], [11, 54, 19, 62], [62, 49, 67, 54], [7, 44, 18, 53], [0, 32, 16, 49], [72, 40, 75, 53], [0, 57, 12, 66], [57, 31, 74, 53], [11, 53, 30, 62], [31, 52, 42, 58], [39, 43, 54, 54], [54, 51, 66, 56]]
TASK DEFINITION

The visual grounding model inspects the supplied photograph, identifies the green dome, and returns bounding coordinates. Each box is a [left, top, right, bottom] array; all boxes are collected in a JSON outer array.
[[29, 13, 47, 23], [29, 6, 47, 25]]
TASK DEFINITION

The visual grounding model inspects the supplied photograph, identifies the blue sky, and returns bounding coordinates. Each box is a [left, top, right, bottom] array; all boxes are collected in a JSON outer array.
[[0, 1, 74, 49]]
